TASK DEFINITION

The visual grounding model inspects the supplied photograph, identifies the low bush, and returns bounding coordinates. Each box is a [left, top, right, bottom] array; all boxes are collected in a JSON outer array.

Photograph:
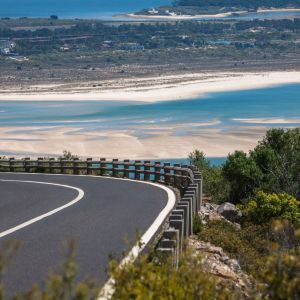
[[199, 219, 267, 274], [242, 191, 300, 226], [259, 228, 300, 300], [110, 251, 239, 300]]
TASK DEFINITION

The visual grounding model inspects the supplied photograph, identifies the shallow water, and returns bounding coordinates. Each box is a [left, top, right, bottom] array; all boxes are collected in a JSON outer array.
[[0, 84, 299, 160], [1, 84, 299, 130]]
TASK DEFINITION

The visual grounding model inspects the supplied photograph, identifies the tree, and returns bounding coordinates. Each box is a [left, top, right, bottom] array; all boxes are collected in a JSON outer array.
[[189, 150, 229, 202], [222, 128, 300, 203], [222, 151, 262, 203], [250, 128, 300, 198], [50, 15, 58, 20]]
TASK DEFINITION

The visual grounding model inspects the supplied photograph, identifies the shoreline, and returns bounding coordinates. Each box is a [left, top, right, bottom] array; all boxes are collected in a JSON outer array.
[[124, 7, 300, 21], [0, 71, 300, 102]]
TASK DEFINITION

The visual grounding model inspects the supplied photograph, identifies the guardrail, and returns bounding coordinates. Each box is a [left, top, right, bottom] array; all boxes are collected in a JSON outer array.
[[0, 157, 202, 266]]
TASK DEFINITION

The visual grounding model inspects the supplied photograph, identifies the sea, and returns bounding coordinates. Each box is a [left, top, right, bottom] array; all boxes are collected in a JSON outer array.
[[0, 84, 299, 166], [1, 0, 300, 20], [0, 0, 171, 19]]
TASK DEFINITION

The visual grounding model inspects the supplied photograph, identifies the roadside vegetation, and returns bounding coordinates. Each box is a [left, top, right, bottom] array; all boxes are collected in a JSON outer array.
[[111, 128, 299, 299]]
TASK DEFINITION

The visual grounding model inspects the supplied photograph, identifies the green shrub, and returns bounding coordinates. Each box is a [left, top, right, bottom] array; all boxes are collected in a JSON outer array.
[[199, 219, 268, 274], [259, 229, 300, 300], [193, 214, 204, 235], [110, 251, 238, 300], [242, 192, 300, 226]]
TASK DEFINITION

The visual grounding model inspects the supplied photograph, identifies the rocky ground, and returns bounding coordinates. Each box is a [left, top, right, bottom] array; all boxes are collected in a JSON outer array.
[[188, 200, 253, 297]]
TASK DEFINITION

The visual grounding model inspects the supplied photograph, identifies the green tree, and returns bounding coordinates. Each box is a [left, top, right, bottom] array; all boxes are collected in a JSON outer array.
[[222, 128, 300, 203], [222, 151, 262, 203], [250, 128, 300, 198], [189, 150, 229, 202]]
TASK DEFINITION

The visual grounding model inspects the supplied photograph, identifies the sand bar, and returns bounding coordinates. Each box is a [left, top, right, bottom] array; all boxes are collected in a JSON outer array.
[[0, 71, 299, 102], [125, 8, 300, 21]]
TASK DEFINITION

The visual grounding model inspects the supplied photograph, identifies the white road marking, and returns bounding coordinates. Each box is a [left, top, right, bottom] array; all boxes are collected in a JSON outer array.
[[0, 179, 84, 239]]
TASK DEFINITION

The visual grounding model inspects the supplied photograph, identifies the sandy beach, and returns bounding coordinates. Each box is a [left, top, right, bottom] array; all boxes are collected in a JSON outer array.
[[125, 8, 300, 21], [125, 11, 242, 20], [0, 71, 300, 102]]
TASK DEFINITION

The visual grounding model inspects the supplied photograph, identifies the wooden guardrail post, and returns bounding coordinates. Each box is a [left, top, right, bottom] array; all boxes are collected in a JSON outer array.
[[24, 157, 30, 173], [112, 159, 118, 177], [144, 160, 151, 181], [163, 162, 171, 185], [100, 158, 106, 176], [9, 157, 14, 172], [73, 158, 79, 175], [49, 158, 55, 173], [59, 158, 64, 174], [135, 160, 141, 180], [154, 161, 161, 182], [86, 158, 93, 175], [193, 171, 203, 208], [124, 159, 130, 178], [173, 163, 181, 189], [37, 157, 43, 172]]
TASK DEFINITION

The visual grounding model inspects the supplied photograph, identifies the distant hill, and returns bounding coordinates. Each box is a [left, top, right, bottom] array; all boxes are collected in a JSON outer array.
[[173, 0, 300, 9]]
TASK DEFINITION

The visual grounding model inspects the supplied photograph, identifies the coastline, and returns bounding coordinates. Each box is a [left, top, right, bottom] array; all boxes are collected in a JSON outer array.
[[124, 11, 240, 20], [124, 7, 300, 21], [0, 71, 300, 102]]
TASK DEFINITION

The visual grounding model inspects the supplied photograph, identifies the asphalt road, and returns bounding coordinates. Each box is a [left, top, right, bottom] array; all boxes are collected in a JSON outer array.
[[0, 173, 169, 297]]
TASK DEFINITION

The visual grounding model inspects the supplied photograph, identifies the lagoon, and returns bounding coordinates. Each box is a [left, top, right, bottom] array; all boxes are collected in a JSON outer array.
[[0, 84, 299, 159]]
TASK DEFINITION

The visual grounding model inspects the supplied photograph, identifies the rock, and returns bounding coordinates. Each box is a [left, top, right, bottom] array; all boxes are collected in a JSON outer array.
[[220, 255, 230, 263], [226, 259, 242, 273], [217, 202, 242, 222], [233, 222, 241, 230], [188, 236, 252, 293], [214, 264, 237, 280]]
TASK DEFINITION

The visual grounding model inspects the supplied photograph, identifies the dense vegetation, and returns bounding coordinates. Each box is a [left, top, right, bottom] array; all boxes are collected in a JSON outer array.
[[1, 17, 300, 88], [1, 18, 300, 57], [190, 128, 300, 203], [173, 0, 300, 9]]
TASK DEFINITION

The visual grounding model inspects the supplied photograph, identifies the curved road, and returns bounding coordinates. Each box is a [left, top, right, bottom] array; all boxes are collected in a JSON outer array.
[[0, 173, 170, 297]]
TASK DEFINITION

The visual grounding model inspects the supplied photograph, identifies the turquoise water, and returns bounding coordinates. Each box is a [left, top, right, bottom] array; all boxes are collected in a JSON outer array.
[[1, 0, 300, 19], [1, 84, 299, 129], [0, 84, 299, 162], [0, 0, 171, 19]]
